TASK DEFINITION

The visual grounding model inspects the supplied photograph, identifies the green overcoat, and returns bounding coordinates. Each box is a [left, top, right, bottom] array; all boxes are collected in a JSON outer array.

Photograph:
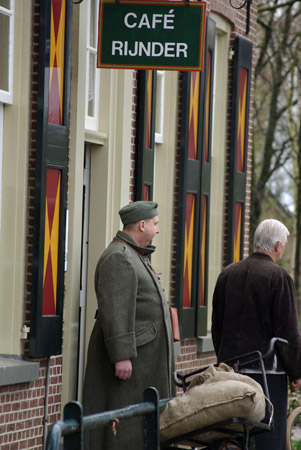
[[83, 231, 175, 450]]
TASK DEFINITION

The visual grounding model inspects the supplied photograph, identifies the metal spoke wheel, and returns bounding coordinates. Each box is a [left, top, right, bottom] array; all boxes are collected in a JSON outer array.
[[287, 406, 301, 450]]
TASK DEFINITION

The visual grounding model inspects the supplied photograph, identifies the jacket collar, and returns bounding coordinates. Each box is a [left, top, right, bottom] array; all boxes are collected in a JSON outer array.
[[249, 252, 274, 262], [114, 230, 156, 257]]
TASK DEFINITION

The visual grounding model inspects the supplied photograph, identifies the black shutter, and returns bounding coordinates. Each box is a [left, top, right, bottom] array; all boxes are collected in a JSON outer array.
[[175, 17, 216, 338], [29, 0, 72, 357], [227, 37, 253, 264]]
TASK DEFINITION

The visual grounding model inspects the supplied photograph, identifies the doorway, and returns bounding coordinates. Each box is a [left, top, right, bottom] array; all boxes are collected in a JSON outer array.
[[77, 145, 91, 402]]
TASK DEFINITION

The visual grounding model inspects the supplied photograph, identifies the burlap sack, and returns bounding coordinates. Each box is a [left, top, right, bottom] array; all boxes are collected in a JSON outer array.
[[160, 364, 267, 443]]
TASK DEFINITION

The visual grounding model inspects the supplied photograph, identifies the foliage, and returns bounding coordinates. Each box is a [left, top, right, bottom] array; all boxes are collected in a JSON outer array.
[[288, 386, 301, 449], [252, 1, 301, 300], [288, 385, 301, 416], [251, 0, 301, 246]]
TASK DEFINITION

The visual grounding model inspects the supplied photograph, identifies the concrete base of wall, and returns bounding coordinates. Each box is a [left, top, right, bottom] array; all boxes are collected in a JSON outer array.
[[0, 355, 39, 386]]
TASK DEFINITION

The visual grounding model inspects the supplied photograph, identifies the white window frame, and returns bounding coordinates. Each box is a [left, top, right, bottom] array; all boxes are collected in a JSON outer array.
[[0, 104, 3, 237], [207, 14, 231, 324], [155, 70, 165, 144], [85, 0, 100, 131], [0, 0, 14, 104], [210, 36, 217, 158]]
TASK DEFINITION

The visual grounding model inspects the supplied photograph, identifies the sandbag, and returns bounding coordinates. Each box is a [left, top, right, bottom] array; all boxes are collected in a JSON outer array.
[[160, 364, 267, 443]]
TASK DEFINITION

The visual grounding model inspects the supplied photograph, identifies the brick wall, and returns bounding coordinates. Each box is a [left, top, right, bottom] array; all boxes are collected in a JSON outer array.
[[175, 341, 216, 381], [0, 358, 62, 450], [130, 70, 138, 201], [25, 1, 39, 341]]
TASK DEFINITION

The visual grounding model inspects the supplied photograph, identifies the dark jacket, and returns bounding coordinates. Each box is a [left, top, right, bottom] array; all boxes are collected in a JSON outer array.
[[212, 253, 301, 381], [83, 231, 175, 450]]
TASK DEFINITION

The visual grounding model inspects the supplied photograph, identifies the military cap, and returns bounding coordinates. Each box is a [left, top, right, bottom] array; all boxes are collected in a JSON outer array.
[[119, 201, 159, 225]]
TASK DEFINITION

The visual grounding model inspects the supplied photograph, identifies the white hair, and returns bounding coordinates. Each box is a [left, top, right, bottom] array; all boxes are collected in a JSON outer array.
[[254, 219, 290, 252]]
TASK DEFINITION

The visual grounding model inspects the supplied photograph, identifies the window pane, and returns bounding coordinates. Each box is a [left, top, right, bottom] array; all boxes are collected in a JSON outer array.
[[0, 0, 11, 9], [0, 13, 9, 92], [89, 0, 97, 48], [155, 71, 164, 143], [88, 52, 96, 117]]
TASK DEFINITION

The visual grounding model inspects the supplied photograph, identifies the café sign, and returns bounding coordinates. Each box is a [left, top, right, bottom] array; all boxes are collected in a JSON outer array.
[[97, 0, 207, 71]]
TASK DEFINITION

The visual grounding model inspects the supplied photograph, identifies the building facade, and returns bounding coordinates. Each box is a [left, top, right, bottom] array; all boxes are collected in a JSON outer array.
[[0, 0, 257, 448]]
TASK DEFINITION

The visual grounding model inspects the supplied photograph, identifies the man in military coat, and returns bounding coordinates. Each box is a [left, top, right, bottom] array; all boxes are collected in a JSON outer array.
[[83, 201, 175, 450]]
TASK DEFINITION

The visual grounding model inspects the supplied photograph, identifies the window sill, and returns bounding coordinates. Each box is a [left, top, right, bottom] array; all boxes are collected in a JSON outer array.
[[85, 130, 108, 146], [0, 356, 39, 387], [197, 333, 215, 353]]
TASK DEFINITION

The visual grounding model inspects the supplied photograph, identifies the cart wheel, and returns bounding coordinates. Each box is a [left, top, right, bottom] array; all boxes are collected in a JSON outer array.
[[287, 406, 301, 450]]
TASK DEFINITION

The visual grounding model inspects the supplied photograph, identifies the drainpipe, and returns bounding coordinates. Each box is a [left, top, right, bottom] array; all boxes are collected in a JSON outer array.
[[43, 357, 51, 449]]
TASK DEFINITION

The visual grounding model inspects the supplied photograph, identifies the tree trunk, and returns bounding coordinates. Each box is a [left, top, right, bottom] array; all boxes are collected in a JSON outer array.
[[294, 109, 301, 312]]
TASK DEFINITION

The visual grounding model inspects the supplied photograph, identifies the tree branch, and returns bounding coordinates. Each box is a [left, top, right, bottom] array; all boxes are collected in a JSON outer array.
[[258, 0, 300, 13]]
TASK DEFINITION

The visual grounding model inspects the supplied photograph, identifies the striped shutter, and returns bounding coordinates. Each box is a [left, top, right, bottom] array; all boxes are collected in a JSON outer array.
[[196, 18, 215, 336], [175, 17, 215, 338], [29, 0, 72, 357], [227, 37, 253, 264], [135, 70, 157, 201]]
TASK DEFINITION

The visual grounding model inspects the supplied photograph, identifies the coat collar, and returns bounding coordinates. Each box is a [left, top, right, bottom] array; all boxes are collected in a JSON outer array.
[[114, 230, 156, 257], [249, 252, 274, 262]]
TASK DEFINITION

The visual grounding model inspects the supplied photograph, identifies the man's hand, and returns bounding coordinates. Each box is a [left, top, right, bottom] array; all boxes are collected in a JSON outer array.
[[290, 379, 301, 392], [115, 360, 132, 380]]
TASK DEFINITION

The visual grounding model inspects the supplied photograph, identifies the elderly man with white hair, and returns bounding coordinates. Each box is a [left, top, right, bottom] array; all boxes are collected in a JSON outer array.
[[212, 218, 301, 450]]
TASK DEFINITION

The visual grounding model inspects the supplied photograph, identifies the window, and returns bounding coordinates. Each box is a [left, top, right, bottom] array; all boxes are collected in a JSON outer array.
[[155, 71, 165, 144], [0, 0, 14, 104], [135, 71, 156, 201], [0, 104, 3, 237], [85, 0, 100, 130]]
